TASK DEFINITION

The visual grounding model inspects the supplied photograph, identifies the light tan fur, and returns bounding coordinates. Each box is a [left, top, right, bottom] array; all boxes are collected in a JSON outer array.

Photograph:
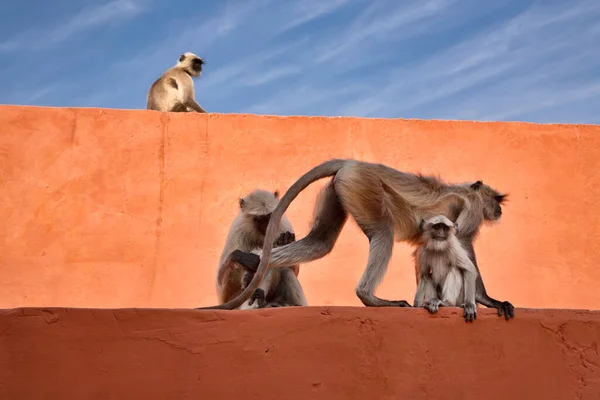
[[147, 52, 207, 113], [413, 215, 478, 322], [197, 158, 512, 319], [215, 189, 305, 310]]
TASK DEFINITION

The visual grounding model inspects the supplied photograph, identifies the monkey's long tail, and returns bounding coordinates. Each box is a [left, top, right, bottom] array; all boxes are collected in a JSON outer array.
[[197, 158, 348, 310]]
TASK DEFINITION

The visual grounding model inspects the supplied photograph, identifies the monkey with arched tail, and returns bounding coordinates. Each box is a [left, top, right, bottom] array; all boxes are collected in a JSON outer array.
[[147, 52, 207, 113], [205, 159, 513, 320], [216, 189, 306, 310], [413, 215, 478, 323]]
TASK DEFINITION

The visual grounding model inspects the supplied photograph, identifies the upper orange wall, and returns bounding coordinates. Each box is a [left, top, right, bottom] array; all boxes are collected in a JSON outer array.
[[0, 105, 599, 310]]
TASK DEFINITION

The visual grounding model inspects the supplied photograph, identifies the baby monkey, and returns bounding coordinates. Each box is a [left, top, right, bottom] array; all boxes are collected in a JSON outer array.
[[413, 215, 478, 322]]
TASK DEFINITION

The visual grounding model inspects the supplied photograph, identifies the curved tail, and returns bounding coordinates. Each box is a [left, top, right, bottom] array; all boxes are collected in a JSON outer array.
[[197, 158, 348, 310]]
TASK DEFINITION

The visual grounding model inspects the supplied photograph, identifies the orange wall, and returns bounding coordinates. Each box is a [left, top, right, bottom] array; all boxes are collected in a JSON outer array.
[[1, 105, 599, 310], [1, 307, 599, 399]]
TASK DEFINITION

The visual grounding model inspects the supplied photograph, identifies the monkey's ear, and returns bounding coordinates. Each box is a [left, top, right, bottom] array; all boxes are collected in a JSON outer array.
[[470, 181, 483, 190], [239, 198, 246, 209], [273, 190, 279, 199], [179, 54, 186, 62]]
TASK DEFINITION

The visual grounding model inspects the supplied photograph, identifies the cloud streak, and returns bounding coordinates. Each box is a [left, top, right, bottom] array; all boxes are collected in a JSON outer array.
[[0, 0, 150, 53], [0, 0, 599, 124]]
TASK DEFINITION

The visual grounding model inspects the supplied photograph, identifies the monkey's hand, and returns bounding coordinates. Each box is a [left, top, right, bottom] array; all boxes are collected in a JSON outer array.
[[463, 302, 477, 323], [496, 301, 515, 320], [241, 271, 254, 290], [248, 289, 267, 308], [423, 298, 442, 314], [231, 250, 261, 272], [275, 231, 296, 247]]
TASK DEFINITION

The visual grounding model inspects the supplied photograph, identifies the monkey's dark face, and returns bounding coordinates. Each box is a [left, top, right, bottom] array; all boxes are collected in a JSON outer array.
[[471, 181, 506, 221], [430, 223, 450, 241], [482, 192, 506, 221], [253, 213, 272, 236], [191, 57, 204, 73]]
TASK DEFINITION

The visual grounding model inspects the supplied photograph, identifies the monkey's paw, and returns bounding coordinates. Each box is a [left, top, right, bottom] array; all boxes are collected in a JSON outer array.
[[423, 299, 442, 314], [463, 303, 477, 323], [241, 271, 254, 290], [248, 289, 267, 308], [231, 250, 261, 272], [275, 231, 296, 247], [496, 301, 515, 320]]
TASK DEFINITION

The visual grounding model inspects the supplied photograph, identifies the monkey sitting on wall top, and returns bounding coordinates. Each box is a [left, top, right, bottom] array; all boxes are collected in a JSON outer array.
[[413, 215, 478, 322], [216, 189, 307, 310], [147, 52, 207, 113]]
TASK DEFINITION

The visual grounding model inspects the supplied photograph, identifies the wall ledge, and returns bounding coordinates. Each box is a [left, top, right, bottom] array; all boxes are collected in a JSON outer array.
[[2, 306, 599, 399]]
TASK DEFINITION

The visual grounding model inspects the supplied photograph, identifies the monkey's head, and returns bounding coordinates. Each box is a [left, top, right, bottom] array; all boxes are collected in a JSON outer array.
[[239, 189, 280, 236], [470, 180, 507, 222], [421, 215, 454, 251], [178, 52, 204, 77]]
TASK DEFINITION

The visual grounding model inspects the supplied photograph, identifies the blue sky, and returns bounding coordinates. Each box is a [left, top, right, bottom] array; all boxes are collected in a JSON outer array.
[[1, 0, 599, 123]]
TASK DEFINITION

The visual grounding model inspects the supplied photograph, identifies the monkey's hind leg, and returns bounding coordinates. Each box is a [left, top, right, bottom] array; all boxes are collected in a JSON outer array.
[[230, 179, 348, 271], [355, 221, 411, 308], [170, 103, 188, 112]]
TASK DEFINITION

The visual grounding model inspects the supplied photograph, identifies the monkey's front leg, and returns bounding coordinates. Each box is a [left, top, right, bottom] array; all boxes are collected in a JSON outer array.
[[461, 239, 514, 320], [462, 269, 478, 323]]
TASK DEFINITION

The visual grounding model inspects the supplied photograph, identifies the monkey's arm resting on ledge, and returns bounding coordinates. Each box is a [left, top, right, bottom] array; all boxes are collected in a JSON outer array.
[[2, 307, 598, 399]]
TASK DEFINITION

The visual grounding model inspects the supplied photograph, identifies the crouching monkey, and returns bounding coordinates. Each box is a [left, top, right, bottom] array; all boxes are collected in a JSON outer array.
[[413, 215, 478, 322]]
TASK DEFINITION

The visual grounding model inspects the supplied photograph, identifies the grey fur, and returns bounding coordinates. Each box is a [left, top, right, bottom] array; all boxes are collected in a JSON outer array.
[[147, 52, 207, 113], [215, 189, 306, 310], [208, 158, 513, 320], [413, 215, 478, 322]]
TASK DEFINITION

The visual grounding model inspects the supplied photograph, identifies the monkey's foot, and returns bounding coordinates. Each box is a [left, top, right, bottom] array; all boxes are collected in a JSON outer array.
[[275, 231, 296, 247], [495, 301, 515, 320], [231, 250, 260, 272], [248, 289, 267, 308], [423, 299, 442, 314], [463, 302, 477, 323], [264, 302, 285, 308]]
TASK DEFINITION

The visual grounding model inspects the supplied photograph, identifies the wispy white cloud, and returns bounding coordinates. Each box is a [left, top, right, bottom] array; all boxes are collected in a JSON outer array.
[[0, 0, 151, 53], [2, 0, 599, 124], [314, 0, 455, 64], [333, 1, 600, 123], [275, 0, 354, 34]]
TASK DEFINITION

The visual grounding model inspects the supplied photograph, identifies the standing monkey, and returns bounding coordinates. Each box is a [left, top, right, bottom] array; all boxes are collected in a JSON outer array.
[[204, 158, 513, 320], [413, 215, 478, 323], [216, 189, 306, 310], [147, 52, 207, 113]]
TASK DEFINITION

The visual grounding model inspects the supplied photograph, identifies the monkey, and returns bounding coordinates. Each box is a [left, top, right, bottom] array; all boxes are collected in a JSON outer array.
[[234, 247, 307, 309], [205, 158, 514, 320], [412, 215, 478, 323], [147, 52, 207, 113], [215, 189, 307, 310]]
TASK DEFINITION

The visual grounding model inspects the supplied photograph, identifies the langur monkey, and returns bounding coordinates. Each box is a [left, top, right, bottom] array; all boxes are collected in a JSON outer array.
[[215, 189, 307, 310], [204, 158, 513, 320], [413, 215, 478, 323], [147, 52, 207, 113]]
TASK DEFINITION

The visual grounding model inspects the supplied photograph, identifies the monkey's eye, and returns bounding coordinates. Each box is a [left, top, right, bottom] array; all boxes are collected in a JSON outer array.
[[495, 195, 505, 203]]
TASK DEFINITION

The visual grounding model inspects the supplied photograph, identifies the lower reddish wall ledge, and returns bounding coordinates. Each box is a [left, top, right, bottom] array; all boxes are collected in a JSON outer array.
[[1, 307, 599, 399]]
